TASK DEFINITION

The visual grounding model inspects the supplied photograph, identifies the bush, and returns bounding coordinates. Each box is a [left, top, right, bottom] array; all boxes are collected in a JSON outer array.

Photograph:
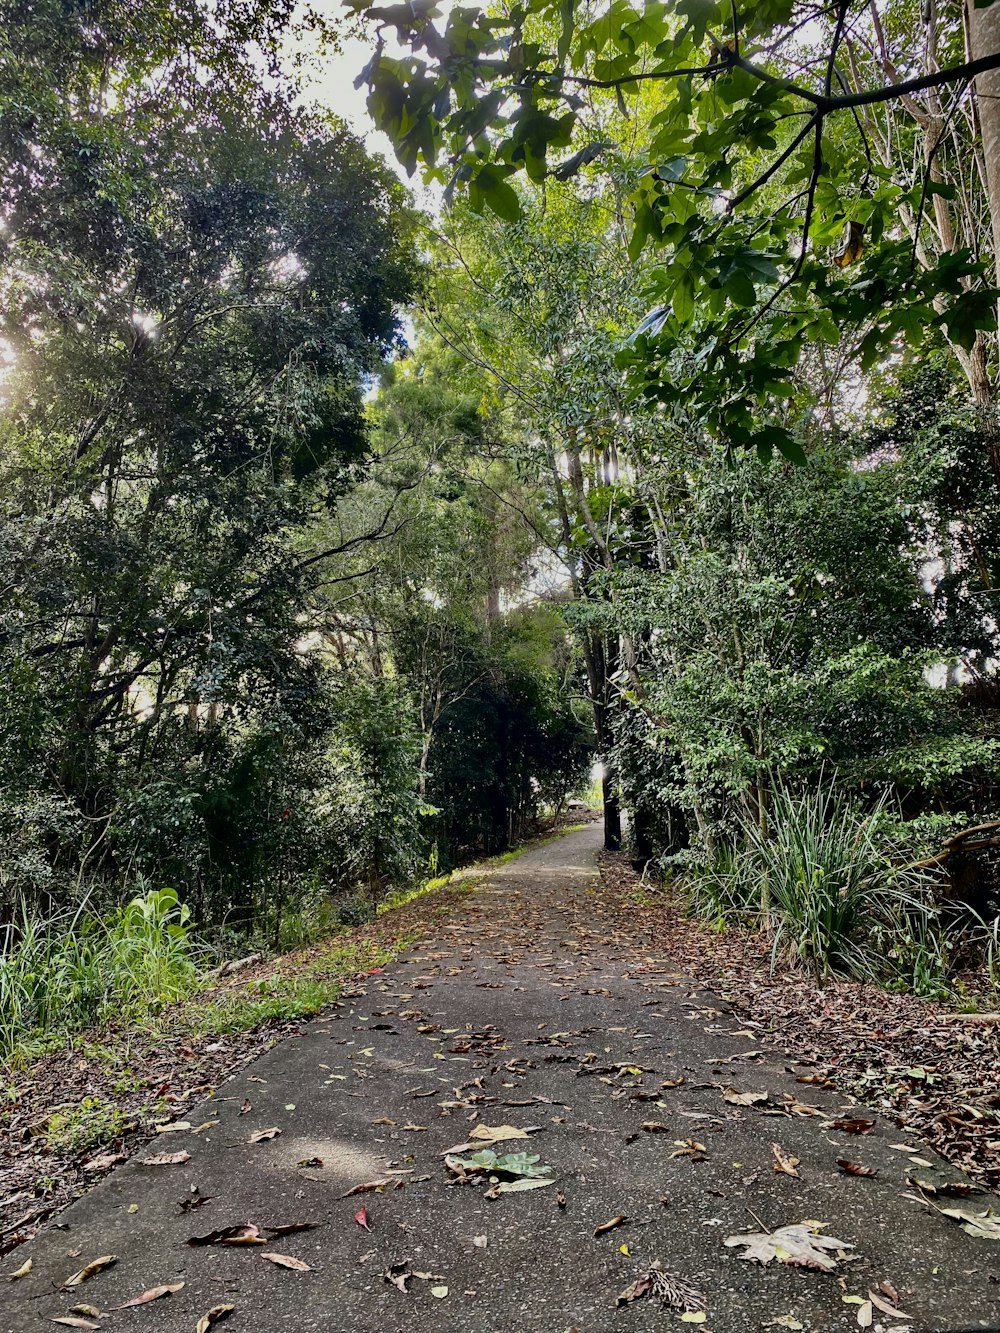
[[691, 778, 939, 982]]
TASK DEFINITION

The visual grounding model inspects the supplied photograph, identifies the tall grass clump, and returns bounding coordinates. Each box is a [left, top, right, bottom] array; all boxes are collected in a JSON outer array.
[[0, 887, 210, 1061], [691, 778, 938, 983]]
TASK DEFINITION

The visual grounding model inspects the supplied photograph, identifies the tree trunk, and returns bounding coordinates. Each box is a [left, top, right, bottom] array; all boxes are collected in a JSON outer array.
[[967, 0, 1000, 274], [603, 764, 622, 851]]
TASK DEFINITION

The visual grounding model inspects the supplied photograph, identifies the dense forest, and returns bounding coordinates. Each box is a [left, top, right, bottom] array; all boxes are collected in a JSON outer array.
[[4, 0, 1000, 1058]]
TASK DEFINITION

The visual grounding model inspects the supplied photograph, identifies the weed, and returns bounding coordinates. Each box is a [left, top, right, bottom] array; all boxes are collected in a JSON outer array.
[[45, 1097, 129, 1154]]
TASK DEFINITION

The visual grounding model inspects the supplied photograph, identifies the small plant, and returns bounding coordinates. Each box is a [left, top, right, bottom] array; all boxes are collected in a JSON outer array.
[[45, 1097, 129, 1154], [692, 776, 939, 983]]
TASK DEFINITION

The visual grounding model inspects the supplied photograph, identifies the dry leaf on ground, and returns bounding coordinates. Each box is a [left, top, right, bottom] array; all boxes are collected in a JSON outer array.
[[837, 1159, 877, 1178], [724, 1222, 852, 1271], [142, 1151, 190, 1166], [111, 1282, 184, 1309], [594, 1215, 627, 1236], [772, 1143, 800, 1177], [62, 1256, 117, 1289], [261, 1252, 312, 1271], [723, 1087, 768, 1106], [196, 1306, 234, 1332], [249, 1127, 281, 1143]]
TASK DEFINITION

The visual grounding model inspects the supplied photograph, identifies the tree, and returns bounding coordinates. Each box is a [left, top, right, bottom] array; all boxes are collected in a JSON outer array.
[[0, 0, 418, 925], [352, 0, 1000, 462]]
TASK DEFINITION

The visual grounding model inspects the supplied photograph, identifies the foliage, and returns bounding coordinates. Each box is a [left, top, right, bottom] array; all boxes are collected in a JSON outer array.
[[351, 0, 1000, 457], [696, 778, 937, 982], [0, 888, 208, 1061]]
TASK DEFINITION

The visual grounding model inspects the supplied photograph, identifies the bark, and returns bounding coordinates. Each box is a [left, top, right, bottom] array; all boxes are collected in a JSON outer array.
[[967, 0, 1000, 275]]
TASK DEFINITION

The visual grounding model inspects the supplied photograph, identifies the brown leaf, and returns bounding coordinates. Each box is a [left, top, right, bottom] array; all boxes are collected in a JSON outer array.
[[831, 1117, 874, 1135], [62, 1256, 117, 1289], [154, 1121, 192, 1134], [265, 1222, 319, 1237], [261, 1252, 312, 1271], [51, 1319, 99, 1330], [196, 1306, 234, 1332], [723, 1087, 768, 1106], [111, 1282, 184, 1309], [556, 1190, 567, 1209], [383, 1261, 411, 1292], [354, 1206, 370, 1231], [187, 1225, 265, 1247], [617, 1274, 653, 1307], [249, 1127, 281, 1143], [868, 1288, 912, 1320], [594, 1215, 627, 1237], [142, 1151, 191, 1166], [239, 1099, 252, 1115], [781, 1095, 823, 1117], [660, 1077, 685, 1089], [771, 1143, 800, 1177], [640, 1121, 671, 1133], [297, 1156, 324, 1169], [337, 1179, 391, 1199], [837, 1159, 877, 1178]]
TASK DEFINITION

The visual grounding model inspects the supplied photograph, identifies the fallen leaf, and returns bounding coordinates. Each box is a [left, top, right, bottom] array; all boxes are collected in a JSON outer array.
[[111, 1282, 184, 1309], [772, 1143, 800, 1177], [265, 1223, 319, 1237], [430, 1285, 449, 1298], [354, 1207, 370, 1231], [837, 1159, 877, 1178], [768, 1317, 804, 1330], [473, 1234, 487, 1248], [7, 1258, 31, 1280], [142, 1151, 191, 1167], [640, 1121, 671, 1133], [240, 1099, 252, 1115], [594, 1215, 627, 1237], [383, 1261, 411, 1292], [62, 1256, 117, 1289], [868, 1288, 912, 1319], [196, 1306, 234, 1332], [490, 1176, 556, 1194], [192, 1120, 219, 1134], [680, 1316, 707, 1326], [723, 1087, 768, 1106], [940, 1204, 1000, 1240], [556, 1190, 567, 1209], [187, 1225, 266, 1247], [337, 1179, 391, 1198], [724, 1222, 853, 1271], [261, 1252, 312, 1271], [51, 1319, 99, 1330], [468, 1123, 529, 1145], [831, 1118, 874, 1135], [297, 1157, 324, 1169], [670, 1139, 707, 1159], [249, 1127, 281, 1143], [154, 1121, 192, 1134], [856, 1299, 874, 1328]]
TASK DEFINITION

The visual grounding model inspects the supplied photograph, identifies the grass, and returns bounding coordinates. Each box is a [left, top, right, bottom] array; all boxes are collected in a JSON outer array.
[[0, 887, 208, 1064]]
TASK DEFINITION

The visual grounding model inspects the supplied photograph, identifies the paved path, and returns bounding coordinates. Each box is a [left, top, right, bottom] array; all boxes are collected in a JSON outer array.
[[4, 824, 1000, 1332]]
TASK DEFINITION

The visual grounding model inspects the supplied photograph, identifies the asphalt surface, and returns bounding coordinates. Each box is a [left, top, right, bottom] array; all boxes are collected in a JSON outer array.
[[4, 823, 1000, 1333]]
